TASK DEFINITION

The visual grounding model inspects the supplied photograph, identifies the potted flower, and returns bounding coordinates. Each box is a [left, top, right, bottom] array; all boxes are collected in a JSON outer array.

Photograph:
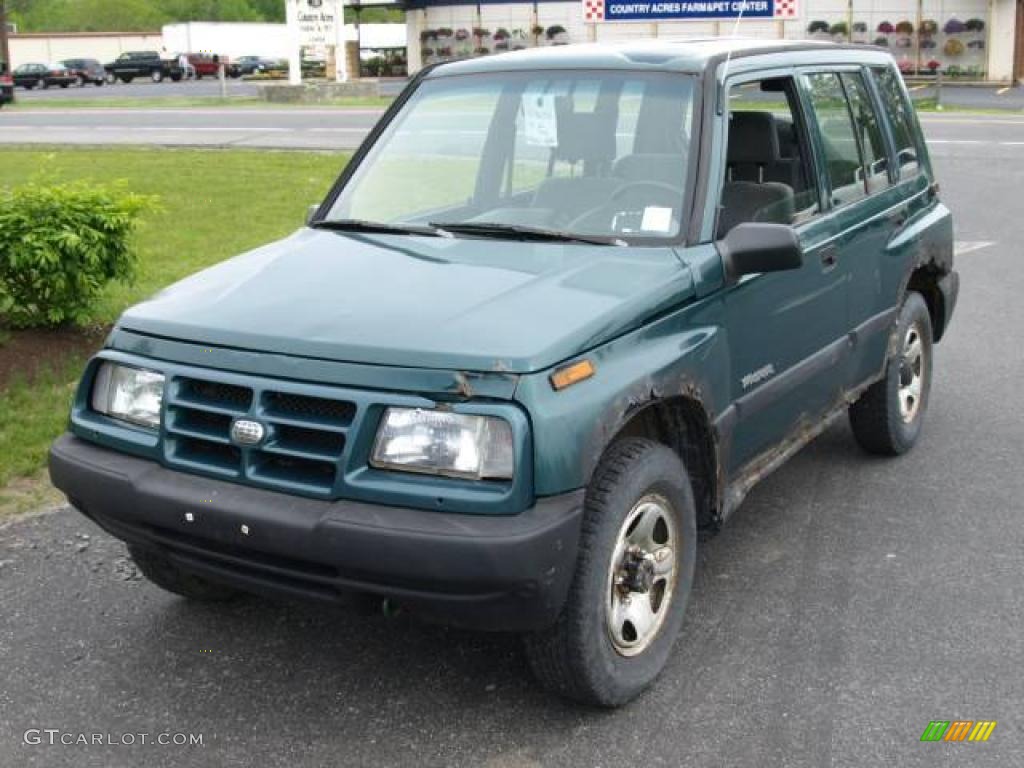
[[473, 27, 491, 39], [895, 35, 912, 49], [920, 38, 937, 49], [493, 28, 510, 41], [495, 40, 510, 51], [531, 24, 545, 40], [965, 18, 985, 32], [437, 46, 453, 57], [873, 36, 889, 47], [473, 46, 489, 56], [967, 39, 985, 50], [926, 59, 941, 72], [546, 24, 567, 42], [421, 47, 435, 61], [919, 19, 938, 36], [454, 28, 470, 41], [943, 18, 966, 35], [435, 27, 453, 39], [894, 20, 913, 35], [807, 20, 829, 35], [829, 21, 848, 38], [897, 58, 914, 74], [943, 38, 965, 56], [419, 29, 437, 43], [876, 21, 894, 34]]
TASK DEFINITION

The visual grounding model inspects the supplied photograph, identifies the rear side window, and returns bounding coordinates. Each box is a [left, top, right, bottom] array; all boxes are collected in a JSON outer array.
[[871, 66, 921, 177], [803, 72, 865, 206], [840, 72, 890, 193]]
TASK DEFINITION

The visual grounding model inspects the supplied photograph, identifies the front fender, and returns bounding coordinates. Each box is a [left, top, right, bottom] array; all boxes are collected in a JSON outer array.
[[515, 305, 731, 497]]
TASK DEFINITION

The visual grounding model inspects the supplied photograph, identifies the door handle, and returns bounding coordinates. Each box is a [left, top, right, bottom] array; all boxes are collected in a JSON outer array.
[[889, 210, 908, 228], [819, 245, 839, 272]]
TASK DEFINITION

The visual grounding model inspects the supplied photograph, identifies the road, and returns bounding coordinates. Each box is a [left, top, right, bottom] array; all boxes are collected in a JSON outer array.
[[3, 105, 1024, 152], [1, 117, 1022, 767]]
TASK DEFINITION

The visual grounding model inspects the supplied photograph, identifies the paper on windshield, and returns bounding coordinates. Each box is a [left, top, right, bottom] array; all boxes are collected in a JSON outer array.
[[523, 94, 558, 148]]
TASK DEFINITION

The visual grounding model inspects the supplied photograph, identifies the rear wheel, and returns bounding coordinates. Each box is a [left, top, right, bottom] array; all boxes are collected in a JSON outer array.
[[106, 71, 117, 84], [151, 69, 163, 83], [76, 75, 86, 87], [37, 78, 47, 90], [129, 545, 242, 602], [121, 75, 134, 84], [525, 438, 697, 707], [849, 291, 933, 455]]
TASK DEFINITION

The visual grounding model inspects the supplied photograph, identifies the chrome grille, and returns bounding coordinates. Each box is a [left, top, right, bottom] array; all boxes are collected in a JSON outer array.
[[164, 374, 354, 496]]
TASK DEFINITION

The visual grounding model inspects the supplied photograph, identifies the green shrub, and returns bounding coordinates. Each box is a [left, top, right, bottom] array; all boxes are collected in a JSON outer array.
[[0, 181, 156, 329]]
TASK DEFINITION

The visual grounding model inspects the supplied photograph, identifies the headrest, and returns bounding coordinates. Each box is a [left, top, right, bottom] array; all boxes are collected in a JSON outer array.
[[727, 111, 781, 165]]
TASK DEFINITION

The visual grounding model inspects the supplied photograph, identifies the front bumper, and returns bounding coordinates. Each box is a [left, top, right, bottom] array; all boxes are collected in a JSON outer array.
[[50, 434, 584, 632]]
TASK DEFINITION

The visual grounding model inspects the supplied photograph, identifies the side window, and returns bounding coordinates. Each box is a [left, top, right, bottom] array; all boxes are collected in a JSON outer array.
[[803, 72, 865, 207], [840, 71, 890, 193], [717, 76, 820, 238], [871, 66, 921, 177]]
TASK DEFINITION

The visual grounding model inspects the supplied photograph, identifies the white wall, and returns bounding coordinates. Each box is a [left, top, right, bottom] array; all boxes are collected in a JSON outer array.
[[162, 21, 405, 59], [9, 33, 164, 67]]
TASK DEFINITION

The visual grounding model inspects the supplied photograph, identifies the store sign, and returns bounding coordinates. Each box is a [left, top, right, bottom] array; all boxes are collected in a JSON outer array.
[[582, 0, 799, 22], [289, 0, 341, 46]]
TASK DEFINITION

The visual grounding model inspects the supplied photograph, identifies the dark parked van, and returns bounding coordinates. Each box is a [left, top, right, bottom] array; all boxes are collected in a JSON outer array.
[[51, 39, 957, 707]]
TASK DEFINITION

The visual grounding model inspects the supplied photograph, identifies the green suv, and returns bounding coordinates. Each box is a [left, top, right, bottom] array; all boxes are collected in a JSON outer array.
[[50, 39, 958, 707]]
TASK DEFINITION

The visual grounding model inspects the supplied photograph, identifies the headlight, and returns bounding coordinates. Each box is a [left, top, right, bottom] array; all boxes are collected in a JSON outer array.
[[371, 408, 514, 480], [90, 362, 164, 429]]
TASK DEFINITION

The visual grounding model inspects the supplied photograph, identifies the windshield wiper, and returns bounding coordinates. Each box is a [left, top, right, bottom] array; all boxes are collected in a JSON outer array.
[[312, 218, 443, 237], [429, 221, 626, 246]]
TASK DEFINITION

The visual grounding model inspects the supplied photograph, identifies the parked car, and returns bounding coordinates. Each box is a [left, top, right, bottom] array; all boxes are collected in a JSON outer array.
[[0, 62, 13, 107], [60, 58, 107, 87], [50, 40, 958, 707], [103, 51, 182, 84], [183, 53, 231, 80], [232, 55, 281, 76], [13, 62, 77, 89]]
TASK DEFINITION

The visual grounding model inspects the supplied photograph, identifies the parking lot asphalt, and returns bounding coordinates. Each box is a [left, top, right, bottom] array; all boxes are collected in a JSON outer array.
[[1, 119, 1022, 767]]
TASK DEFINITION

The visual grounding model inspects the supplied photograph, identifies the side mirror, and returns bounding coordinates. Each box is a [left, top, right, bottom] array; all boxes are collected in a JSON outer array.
[[306, 204, 320, 226], [717, 222, 802, 279]]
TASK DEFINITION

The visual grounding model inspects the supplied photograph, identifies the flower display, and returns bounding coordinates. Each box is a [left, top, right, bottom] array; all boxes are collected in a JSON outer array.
[[965, 18, 985, 32], [807, 20, 829, 34], [926, 59, 941, 71], [943, 18, 966, 34], [877, 21, 894, 34], [919, 19, 938, 35], [493, 28, 510, 41], [546, 25, 567, 40], [829, 21, 848, 36], [455, 28, 470, 41], [894, 20, 913, 35], [943, 38, 965, 56], [873, 36, 889, 47]]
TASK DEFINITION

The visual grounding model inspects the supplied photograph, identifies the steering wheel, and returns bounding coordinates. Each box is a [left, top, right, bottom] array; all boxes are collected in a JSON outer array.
[[567, 180, 682, 232]]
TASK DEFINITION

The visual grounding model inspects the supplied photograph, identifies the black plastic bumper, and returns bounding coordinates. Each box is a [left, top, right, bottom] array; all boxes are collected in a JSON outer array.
[[50, 434, 584, 632]]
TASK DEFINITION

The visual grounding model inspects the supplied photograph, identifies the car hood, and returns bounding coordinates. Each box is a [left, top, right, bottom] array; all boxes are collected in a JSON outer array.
[[118, 228, 694, 374]]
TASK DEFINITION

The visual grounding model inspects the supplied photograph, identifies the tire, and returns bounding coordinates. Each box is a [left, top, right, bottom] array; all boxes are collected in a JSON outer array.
[[106, 72, 117, 84], [151, 69, 163, 83], [129, 545, 242, 602], [95, 79, 105, 87], [37, 78, 47, 90], [195, 72, 203, 80], [60, 82, 69, 89], [849, 291, 934, 456], [76, 75, 86, 87], [524, 438, 697, 707], [121, 75, 133, 84], [170, 73, 182, 82]]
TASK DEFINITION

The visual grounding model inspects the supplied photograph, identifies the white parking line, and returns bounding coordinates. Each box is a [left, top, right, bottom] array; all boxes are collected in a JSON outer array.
[[954, 241, 995, 256]]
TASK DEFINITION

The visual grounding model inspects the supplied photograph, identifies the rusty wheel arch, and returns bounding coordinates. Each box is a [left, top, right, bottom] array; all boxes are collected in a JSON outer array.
[[599, 395, 722, 533]]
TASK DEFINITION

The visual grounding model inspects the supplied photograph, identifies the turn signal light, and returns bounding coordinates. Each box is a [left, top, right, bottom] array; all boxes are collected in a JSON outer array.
[[550, 360, 595, 391]]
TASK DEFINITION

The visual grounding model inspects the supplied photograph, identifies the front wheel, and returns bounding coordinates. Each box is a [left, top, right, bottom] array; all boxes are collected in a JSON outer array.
[[524, 438, 697, 707], [106, 72, 117, 84], [849, 291, 934, 455]]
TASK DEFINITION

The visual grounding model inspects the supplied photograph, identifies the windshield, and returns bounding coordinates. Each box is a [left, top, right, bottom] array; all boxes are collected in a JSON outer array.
[[326, 70, 696, 242]]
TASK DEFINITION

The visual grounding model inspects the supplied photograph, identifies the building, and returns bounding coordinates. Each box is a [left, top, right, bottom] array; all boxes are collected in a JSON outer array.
[[403, 0, 1023, 82]]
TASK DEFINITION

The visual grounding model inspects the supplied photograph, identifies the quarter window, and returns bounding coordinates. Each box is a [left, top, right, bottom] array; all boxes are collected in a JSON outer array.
[[803, 72, 866, 206], [871, 66, 921, 177]]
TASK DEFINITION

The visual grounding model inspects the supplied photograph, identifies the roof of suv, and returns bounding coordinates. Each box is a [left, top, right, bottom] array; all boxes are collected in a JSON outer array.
[[429, 38, 894, 77]]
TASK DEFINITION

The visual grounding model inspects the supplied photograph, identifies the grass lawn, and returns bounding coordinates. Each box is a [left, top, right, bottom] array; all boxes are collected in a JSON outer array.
[[0, 147, 349, 516]]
